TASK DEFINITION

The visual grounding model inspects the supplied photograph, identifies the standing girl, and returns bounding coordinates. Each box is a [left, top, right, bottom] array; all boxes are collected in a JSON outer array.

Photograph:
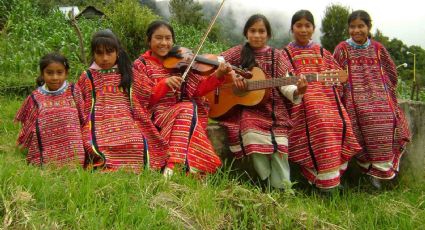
[[218, 14, 307, 189], [333, 10, 410, 188], [133, 20, 232, 176], [16, 53, 85, 167], [78, 29, 162, 172], [282, 10, 361, 191]]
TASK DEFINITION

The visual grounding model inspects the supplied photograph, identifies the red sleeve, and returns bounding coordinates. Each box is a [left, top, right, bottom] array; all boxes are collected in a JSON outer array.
[[149, 78, 171, 106], [15, 94, 38, 148], [76, 71, 92, 122], [193, 74, 225, 97], [71, 84, 86, 126]]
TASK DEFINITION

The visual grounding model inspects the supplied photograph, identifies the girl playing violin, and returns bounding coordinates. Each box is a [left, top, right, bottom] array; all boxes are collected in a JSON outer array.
[[133, 20, 233, 176]]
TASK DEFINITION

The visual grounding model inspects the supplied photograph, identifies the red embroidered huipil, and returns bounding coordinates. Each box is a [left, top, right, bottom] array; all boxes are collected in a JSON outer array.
[[16, 82, 85, 167], [133, 51, 223, 173], [283, 42, 361, 188], [333, 39, 410, 179], [78, 67, 150, 172]]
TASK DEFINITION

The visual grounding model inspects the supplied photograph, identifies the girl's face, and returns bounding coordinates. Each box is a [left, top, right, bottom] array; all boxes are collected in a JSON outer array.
[[246, 20, 269, 49], [94, 45, 118, 70], [292, 18, 314, 46], [349, 18, 369, 44], [149, 26, 173, 60], [42, 62, 67, 91]]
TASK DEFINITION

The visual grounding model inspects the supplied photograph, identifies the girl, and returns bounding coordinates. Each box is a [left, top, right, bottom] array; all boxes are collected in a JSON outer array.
[[218, 14, 307, 189], [16, 53, 85, 167], [282, 10, 361, 191], [333, 10, 410, 188], [77, 29, 163, 172], [133, 20, 232, 176]]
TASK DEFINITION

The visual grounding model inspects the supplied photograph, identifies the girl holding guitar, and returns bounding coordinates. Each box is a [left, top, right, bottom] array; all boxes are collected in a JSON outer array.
[[282, 10, 361, 192], [217, 14, 307, 189]]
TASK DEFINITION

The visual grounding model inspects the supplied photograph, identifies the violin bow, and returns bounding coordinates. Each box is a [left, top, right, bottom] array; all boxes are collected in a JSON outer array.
[[180, 0, 226, 81]]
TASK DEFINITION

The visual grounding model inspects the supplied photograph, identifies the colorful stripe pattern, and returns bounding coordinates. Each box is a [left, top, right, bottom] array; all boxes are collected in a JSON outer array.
[[284, 42, 361, 189], [333, 40, 410, 179], [15, 83, 85, 167], [77, 69, 148, 172]]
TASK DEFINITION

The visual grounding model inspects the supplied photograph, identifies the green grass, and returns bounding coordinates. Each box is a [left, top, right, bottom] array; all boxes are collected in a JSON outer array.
[[1, 95, 425, 229]]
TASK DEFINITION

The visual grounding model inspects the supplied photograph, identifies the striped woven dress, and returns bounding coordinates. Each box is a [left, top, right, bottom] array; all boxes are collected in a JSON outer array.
[[333, 39, 410, 179], [77, 67, 150, 172], [15, 81, 85, 167], [133, 50, 222, 174], [219, 45, 295, 159], [283, 42, 361, 189]]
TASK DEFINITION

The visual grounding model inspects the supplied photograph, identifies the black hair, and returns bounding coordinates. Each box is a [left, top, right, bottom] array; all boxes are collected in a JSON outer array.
[[348, 10, 372, 38], [146, 20, 176, 43], [36, 52, 70, 86], [90, 29, 133, 92], [241, 14, 272, 69], [291, 9, 315, 31]]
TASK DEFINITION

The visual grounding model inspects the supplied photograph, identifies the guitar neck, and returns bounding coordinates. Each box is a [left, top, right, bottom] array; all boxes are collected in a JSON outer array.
[[247, 74, 321, 91]]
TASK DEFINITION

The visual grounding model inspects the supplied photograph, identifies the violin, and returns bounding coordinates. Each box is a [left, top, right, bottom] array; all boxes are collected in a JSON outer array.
[[163, 46, 252, 78]]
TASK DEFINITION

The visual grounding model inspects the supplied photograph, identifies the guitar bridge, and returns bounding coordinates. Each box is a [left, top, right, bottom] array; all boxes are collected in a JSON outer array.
[[214, 88, 219, 104]]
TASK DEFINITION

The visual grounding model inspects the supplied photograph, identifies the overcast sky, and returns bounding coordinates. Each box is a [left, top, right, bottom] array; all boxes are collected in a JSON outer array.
[[212, 0, 425, 48]]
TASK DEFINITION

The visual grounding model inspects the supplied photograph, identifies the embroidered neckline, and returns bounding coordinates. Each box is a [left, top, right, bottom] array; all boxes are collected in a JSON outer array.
[[289, 40, 315, 49], [96, 68, 118, 74], [253, 46, 270, 53], [39, 81, 68, 95], [346, 38, 371, 49]]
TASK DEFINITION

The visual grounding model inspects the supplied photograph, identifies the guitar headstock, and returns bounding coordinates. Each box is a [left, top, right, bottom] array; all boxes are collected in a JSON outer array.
[[316, 70, 347, 86]]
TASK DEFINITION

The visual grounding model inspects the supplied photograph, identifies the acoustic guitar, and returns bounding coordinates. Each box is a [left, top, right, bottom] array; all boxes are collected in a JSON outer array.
[[205, 67, 346, 118]]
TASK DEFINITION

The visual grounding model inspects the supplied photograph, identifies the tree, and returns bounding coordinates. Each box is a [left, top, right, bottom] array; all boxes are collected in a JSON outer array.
[[139, 0, 161, 15], [169, 0, 206, 30], [320, 4, 350, 52]]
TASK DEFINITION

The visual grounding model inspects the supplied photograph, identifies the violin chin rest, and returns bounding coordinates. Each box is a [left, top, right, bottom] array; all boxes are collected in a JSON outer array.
[[168, 46, 182, 57]]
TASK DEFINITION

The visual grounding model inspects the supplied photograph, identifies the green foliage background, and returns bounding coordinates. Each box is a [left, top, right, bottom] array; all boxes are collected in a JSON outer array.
[[320, 4, 425, 101], [0, 0, 109, 91], [0, 0, 229, 94]]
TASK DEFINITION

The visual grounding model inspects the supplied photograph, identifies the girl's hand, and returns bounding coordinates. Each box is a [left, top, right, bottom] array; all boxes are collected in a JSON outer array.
[[166, 76, 183, 92], [232, 73, 248, 90], [215, 62, 233, 79], [294, 75, 308, 97]]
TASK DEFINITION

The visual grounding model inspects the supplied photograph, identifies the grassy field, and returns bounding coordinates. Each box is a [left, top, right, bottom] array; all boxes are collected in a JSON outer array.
[[1, 95, 424, 229]]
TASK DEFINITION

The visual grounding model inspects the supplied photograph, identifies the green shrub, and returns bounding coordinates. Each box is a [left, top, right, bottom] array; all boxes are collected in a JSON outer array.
[[104, 0, 159, 59], [0, 0, 18, 31]]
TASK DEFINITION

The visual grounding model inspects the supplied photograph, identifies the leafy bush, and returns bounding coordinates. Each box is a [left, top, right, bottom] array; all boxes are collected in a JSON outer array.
[[0, 0, 18, 31], [104, 0, 159, 59]]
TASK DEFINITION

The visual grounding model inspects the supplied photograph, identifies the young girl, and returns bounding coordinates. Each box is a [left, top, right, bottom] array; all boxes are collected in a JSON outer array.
[[282, 10, 361, 191], [77, 29, 163, 172], [333, 10, 410, 188], [218, 14, 307, 189], [16, 53, 85, 167], [133, 20, 232, 176]]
